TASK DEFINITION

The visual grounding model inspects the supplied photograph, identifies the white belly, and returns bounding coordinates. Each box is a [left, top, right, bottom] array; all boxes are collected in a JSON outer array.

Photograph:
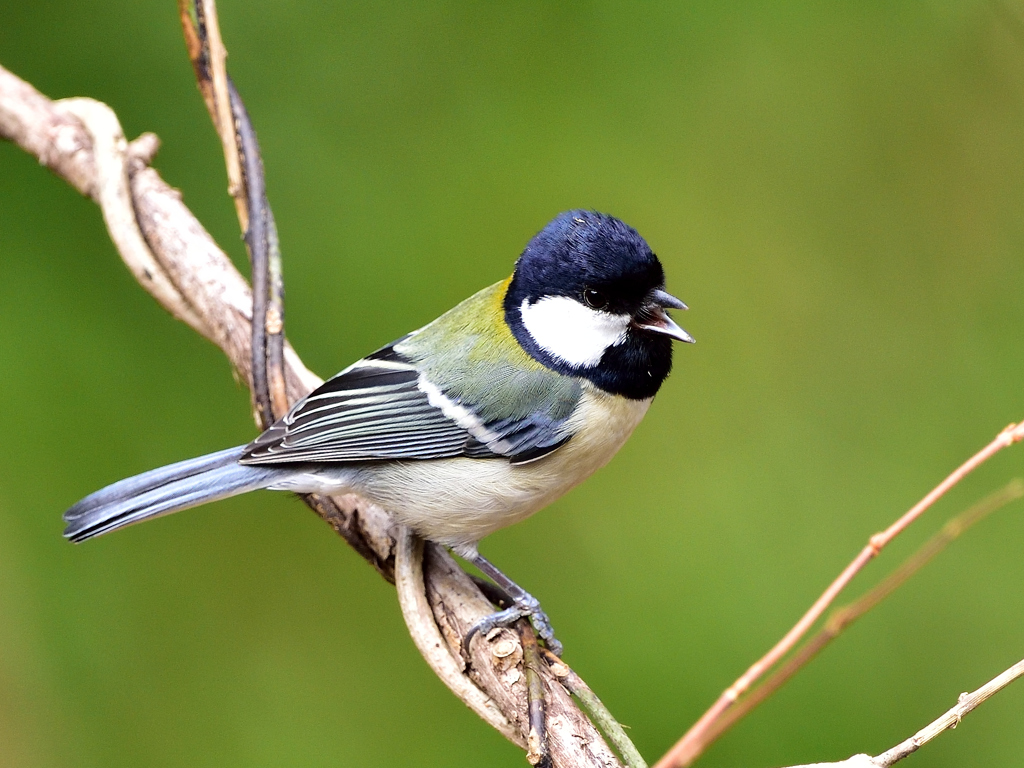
[[346, 387, 651, 546]]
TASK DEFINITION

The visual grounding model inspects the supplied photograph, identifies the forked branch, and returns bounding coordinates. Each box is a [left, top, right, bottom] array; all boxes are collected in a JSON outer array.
[[4, 36, 1024, 768]]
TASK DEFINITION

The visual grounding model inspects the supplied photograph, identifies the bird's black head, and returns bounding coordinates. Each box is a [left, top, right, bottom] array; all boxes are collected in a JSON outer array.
[[505, 210, 693, 400]]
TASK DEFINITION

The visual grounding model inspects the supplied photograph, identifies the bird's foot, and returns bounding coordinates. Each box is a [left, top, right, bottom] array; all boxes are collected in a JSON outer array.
[[454, 546, 564, 657], [464, 591, 563, 657]]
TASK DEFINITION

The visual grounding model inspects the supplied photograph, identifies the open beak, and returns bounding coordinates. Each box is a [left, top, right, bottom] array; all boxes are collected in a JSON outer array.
[[632, 288, 695, 344]]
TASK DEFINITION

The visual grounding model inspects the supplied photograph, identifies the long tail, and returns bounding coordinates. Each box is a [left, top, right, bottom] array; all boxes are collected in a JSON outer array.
[[63, 447, 281, 543]]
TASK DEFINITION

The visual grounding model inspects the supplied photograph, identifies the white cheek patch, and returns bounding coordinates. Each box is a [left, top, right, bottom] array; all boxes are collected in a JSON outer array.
[[519, 296, 630, 368]]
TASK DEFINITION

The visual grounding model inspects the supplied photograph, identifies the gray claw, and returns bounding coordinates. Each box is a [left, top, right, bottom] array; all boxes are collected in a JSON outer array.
[[463, 597, 563, 657], [458, 548, 564, 657]]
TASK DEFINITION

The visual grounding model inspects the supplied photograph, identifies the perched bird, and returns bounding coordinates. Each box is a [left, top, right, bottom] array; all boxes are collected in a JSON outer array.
[[63, 210, 693, 654]]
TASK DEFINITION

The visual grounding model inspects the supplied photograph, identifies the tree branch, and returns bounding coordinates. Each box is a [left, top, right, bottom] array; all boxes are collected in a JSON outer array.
[[691, 480, 1024, 758], [0, 61, 620, 767], [6, 34, 1022, 768], [656, 421, 1024, 768], [873, 657, 1024, 765], [773, 654, 1024, 768]]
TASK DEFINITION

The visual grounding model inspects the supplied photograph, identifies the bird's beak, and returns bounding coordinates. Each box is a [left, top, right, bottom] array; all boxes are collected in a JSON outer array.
[[632, 289, 695, 344]]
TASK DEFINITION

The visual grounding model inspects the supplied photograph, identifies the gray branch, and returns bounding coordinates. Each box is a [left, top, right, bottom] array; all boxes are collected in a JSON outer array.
[[0, 62, 621, 768]]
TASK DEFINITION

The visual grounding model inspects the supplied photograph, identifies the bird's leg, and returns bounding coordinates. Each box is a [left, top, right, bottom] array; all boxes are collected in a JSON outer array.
[[459, 549, 563, 657]]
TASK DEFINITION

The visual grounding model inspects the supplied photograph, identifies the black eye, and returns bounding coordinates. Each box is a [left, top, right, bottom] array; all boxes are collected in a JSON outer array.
[[583, 288, 608, 310]]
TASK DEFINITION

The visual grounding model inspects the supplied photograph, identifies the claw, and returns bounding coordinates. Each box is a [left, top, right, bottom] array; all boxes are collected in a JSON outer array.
[[463, 596, 563, 657], [457, 547, 564, 657]]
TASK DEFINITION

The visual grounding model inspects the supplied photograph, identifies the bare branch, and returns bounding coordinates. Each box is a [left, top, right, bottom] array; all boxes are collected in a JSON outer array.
[[179, 1, 288, 426], [774, 654, 1024, 768], [422, 544, 625, 768], [194, 0, 245, 224], [0, 61, 621, 767], [520, 622, 552, 766], [543, 649, 648, 768], [656, 423, 1024, 768], [394, 528, 525, 747], [0, 65, 104, 200], [692, 480, 1024, 756], [874, 657, 1024, 765]]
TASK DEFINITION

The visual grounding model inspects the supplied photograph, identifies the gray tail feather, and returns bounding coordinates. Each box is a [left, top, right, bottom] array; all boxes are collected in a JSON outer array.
[[63, 446, 280, 543]]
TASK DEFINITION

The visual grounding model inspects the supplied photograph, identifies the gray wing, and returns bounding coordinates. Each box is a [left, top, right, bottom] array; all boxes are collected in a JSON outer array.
[[239, 344, 577, 466]]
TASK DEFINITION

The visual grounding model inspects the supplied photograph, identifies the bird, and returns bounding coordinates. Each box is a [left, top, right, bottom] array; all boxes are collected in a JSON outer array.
[[63, 209, 694, 655]]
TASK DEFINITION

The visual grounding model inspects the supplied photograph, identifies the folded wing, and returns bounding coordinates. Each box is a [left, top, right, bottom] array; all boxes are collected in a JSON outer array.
[[240, 343, 580, 466]]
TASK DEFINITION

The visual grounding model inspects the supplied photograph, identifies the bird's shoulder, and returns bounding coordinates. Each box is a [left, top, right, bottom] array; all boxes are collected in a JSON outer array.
[[397, 279, 582, 428]]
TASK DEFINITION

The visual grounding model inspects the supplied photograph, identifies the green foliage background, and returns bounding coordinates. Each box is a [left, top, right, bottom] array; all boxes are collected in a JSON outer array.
[[2, 2, 1024, 766]]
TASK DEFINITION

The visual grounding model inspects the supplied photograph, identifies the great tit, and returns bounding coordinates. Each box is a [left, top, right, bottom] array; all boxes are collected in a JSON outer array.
[[63, 209, 694, 655]]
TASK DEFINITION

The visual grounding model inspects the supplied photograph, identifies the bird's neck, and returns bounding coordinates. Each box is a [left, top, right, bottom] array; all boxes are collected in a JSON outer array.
[[503, 278, 673, 400]]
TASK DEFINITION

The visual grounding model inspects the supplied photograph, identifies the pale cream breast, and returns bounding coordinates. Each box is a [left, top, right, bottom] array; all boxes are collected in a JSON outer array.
[[354, 385, 652, 546]]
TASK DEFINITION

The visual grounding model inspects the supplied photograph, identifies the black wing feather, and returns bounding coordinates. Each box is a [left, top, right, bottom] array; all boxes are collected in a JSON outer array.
[[240, 342, 576, 466]]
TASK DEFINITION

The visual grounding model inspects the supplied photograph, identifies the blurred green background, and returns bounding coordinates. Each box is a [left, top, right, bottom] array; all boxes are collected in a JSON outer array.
[[2, 2, 1024, 766]]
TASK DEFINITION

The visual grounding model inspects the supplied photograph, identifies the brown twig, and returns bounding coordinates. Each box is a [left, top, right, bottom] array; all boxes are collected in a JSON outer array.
[[191, 0, 245, 222], [0, 61, 621, 767], [180, 1, 287, 426], [690, 480, 1024, 758], [394, 528, 524, 746], [264, 207, 288, 418], [177, 0, 213, 123], [656, 422, 1024, 768], [227, 75, 275, 426], [422, 544, 624, 767], [520, 623, 551, 767]]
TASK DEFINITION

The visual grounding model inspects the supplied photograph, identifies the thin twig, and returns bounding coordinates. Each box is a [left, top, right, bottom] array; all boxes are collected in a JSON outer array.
[[542, 648, 649, 768], [177, 0, 214, 120], [873, 657, 1024, 765], [777, 655, 1024, 767], [196, 0, 245, 222], [265, 209, 288, 418], [183, 0, 288, 427], [520, 623, 551, 767], [693, 480, 1024, 756], [422, 544, 625, 767], [709, 655, 1024, 768], [227, 76, 273, 426], [656, 421, 1024, 768]]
